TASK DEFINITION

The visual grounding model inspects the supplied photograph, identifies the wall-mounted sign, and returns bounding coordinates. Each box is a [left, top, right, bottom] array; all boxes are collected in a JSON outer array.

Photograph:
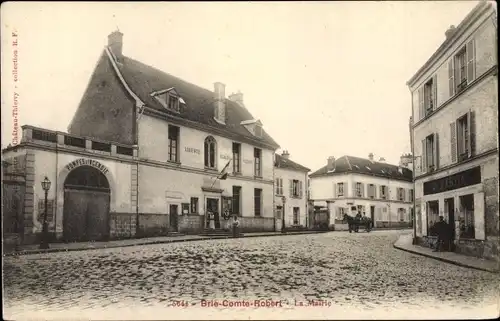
[[243, 159, 253, 164], [185, 147, 201, 155], [423, 166, 481, 195], [65, 158, 109, 175], [220, 154, 231, 160]]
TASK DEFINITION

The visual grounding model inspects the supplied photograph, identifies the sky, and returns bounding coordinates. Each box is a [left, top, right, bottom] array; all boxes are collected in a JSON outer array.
[[1, 1, 483, 172]]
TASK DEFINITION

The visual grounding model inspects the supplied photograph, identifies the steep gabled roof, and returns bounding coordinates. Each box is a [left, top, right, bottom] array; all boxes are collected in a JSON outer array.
[[112, 53, 280, 149], [309, 155, 413, 182], [274, 154, 310, 172]]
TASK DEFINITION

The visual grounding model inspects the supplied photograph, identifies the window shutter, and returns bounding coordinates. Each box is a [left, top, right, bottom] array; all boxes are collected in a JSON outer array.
[[353, 183, 356, 197], [433, 133, 439, 169], [333, 183, 337, 198], [448, 58, 455, 97], [373, 184, 377, 199], [450, 122, 458, 163], [432, 75, 437, 109], [421, 201, 428, 236], [421, 139, 427, 173], [344, 182, 348, 197], [299, 181, 303, 198], [474, 192, 485, 240], [418, 87, 424, 120], [289, 179, 293, 197], [469, 110, 476, 157], [466, 39, 476, 84]]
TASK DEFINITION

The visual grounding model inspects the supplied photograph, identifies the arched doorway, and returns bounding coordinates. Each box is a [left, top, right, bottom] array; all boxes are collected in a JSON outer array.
[[63, 165, 110, 242]]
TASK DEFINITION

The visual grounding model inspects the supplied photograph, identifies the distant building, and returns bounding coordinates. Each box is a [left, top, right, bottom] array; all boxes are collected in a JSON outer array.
[[2, 31, 282, 245], [273, 150, 310, 229], [406, 1, 498, 261], [309, 154, 413, 230]]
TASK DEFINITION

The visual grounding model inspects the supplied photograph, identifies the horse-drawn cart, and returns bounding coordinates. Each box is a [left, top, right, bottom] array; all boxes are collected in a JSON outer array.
[[343, 214, 372, 233]]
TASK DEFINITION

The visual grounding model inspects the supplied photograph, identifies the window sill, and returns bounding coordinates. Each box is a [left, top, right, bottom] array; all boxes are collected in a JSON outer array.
[[254, 175, 263, 179], [204, 167, 218, 171]]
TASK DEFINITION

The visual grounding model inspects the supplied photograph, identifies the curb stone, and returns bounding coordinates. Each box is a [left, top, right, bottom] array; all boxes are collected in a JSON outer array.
[[393, 237, 499, 274], [3, 231, 328, 257]]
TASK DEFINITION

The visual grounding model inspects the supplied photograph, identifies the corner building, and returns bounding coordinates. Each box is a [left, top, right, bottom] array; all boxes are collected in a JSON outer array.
[[407, 1, 498, 261]]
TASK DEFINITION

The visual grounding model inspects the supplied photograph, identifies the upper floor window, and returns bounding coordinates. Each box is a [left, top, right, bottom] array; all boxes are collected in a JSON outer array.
[[291, 179, 302, 198], [168, 94, 180, 112], [275, 178, 283, 195], [452, 111, 476, 163], [367, 184, 376, 199], [337, 182, 344, 197], [204, 136, 217, 169], [232, 142, 241, 173], [449, 39, 475, 97], [424, 77, 435, 116], [355, 182, 362, 197], [458, 114, 469, 159], [397, 188, 405, 201], [254, 148, 262, 177], [422, 133, 438, 173], [409, 189, 414, 202], [380, 185, 387, 199], [168, 125, 180, 163]]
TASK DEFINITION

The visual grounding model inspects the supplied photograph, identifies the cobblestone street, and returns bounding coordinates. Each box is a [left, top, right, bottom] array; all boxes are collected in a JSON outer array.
[[4, 230, 499, 319]]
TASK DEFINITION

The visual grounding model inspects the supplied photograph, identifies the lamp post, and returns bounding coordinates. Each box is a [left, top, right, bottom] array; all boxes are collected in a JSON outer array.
[[39, 176, 51, 249], [281, 196, 286, 233]]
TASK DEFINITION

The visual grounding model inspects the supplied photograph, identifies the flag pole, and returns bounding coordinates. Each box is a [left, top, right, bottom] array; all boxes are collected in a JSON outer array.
[[210, 160, 231, 189]]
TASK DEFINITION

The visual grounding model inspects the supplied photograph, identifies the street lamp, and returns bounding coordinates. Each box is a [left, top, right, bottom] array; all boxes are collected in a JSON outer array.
[[39, 176, 51, 249], [281, 196, 286, 233]]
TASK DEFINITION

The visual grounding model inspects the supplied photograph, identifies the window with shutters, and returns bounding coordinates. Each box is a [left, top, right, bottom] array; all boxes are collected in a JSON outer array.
[[168, 125, 180, 163], [424, 78, 435, 116], [355, 182, 362, 197], [275, 178, 283, 195], [424, 134, 435, 172], [455, 48, 467, 92], [397, 188, 405, 201], [409, 189, 414, 202], [457, 114, 470, 161], [254, 188, 262, 216], [380, 185, 387, 199], [254, 148, 262, 177], [368, 184, 375, 199], [292, 179, 300, 197], [337, 182, 344, 197], [232, 143, 241, 173]]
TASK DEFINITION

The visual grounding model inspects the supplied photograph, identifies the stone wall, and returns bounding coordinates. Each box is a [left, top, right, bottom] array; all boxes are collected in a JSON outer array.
[[455, 237, 499, 262], [110, 212, 136, 239], [484, 176, 499, 237], [137, 213, 169, 237], [239, 217, 275, 233], [179, 215, 204, 234]]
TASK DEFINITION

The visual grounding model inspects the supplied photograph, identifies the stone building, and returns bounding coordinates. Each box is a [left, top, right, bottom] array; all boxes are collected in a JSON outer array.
[[273, 150, 310, 230], [406, 1, 498, 261], [2, 31, 282, 245], [309, 154, 414, 230]]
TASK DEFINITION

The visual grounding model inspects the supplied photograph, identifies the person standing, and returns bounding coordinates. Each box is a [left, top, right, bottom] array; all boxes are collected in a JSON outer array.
[[433, 216, 449, 252]]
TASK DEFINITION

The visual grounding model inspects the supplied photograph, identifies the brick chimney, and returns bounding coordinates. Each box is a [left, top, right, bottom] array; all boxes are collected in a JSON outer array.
[[214, 82, 226, 124], [108, 30, 123, 60], [379, 157, 386, 163], [445, 25, 456, 39], [281, 150, 290, 159], [229, 91, 244, 106], [368, 153, 374, 161], [327, 156, 336, 172]]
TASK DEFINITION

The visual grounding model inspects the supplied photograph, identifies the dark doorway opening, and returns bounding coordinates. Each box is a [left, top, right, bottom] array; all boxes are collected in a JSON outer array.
[[169, 204, 179, 232]]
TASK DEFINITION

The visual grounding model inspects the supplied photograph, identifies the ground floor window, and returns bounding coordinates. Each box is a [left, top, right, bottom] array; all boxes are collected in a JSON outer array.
[[459, 194, 475, 239], [398, 208, 406, 221], [427, 200, 439, 236], [254, 188, 262, 216], [338, 207, 346, 219], [356, 205, 365, 215], [293, 207, 300, 225]]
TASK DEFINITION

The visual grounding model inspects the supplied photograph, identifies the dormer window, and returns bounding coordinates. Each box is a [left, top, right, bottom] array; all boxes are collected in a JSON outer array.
[[168, 95, 179, 112], [151, 87, 184, 113], [241, 119, 264, 138], [255, 124, 263, 138]]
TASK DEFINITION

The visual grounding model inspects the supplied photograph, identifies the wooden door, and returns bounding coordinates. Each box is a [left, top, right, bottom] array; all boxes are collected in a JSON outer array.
[[63, 189, 89, 242], [170, 204, 179, 232], [86, 190, 110, 241]]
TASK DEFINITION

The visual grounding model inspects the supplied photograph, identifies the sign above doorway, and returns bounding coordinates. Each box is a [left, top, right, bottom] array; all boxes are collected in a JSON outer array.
[[65, 158, 109, 175]]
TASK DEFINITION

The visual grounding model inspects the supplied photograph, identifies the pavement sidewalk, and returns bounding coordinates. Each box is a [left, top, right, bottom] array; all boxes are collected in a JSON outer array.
[[393, 233, 499, 273], [3, 230, 327, 257]]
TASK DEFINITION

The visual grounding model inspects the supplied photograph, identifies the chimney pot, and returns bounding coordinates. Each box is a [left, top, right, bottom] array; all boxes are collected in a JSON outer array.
[[445, 25, 456, 39], [368, 153, 374, 161], [327, 156, 336, 172], [229, 91, 244, 106], [379, 157, 386, 162], [108, 30, 123, 60], [281, 150, 290, 159]]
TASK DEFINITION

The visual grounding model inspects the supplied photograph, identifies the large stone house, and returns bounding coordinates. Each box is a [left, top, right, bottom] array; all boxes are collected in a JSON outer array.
[[2, 31, 282, 245], [407, 1, 498, 261]]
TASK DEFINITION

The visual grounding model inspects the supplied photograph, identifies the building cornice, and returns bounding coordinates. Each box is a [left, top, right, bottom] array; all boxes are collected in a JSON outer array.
[[311, 197, 413, 205], [142, 107, 279, 151], [406, 1, 493, 87], [411, 65, 498, 129], [309, 171, 412, 183], [414, 148, 498, 181]]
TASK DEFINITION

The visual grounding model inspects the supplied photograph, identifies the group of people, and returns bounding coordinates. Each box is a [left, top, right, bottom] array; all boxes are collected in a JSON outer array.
[[430, 216, 454, 252]]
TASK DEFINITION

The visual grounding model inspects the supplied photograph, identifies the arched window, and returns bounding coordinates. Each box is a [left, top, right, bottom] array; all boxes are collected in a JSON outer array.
[[204, 136, 217, 168]]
